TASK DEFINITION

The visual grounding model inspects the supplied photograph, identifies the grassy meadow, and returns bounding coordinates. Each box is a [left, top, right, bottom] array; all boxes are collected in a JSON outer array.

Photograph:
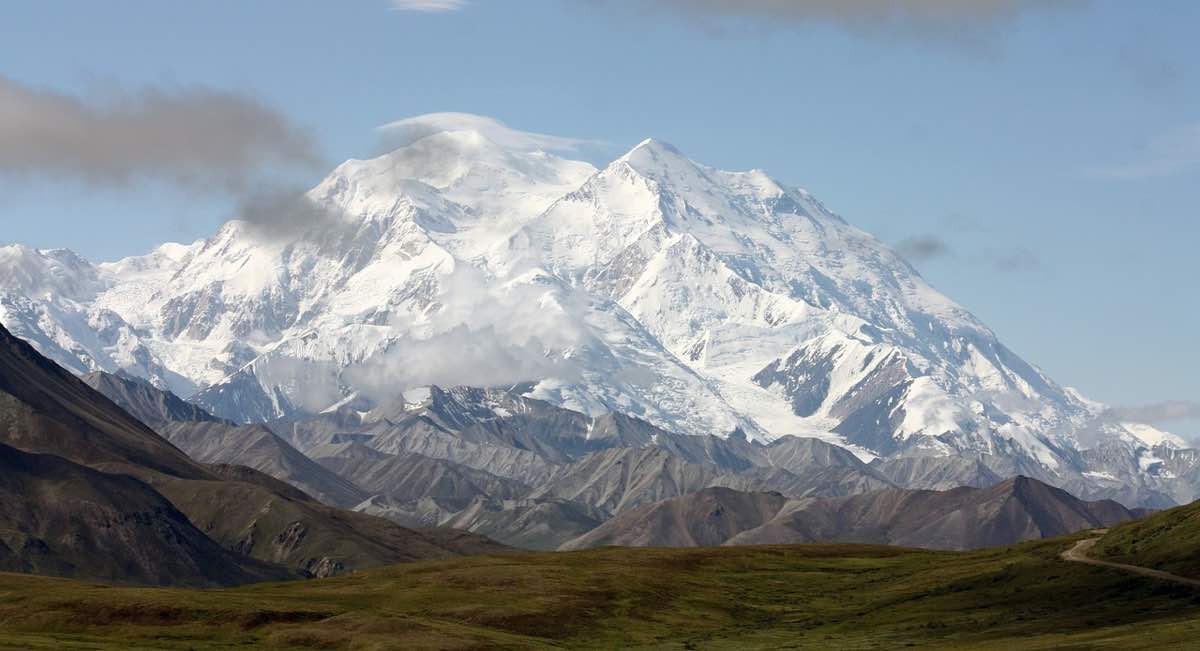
[[1, 533, 1198, 650]]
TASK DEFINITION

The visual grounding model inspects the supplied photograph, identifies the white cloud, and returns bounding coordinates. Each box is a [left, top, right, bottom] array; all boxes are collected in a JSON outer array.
[[378, 112, 601, 153], [343, 265, 589, 401], [1109, 401, 1200, 424], [389, 0, 468, 12]]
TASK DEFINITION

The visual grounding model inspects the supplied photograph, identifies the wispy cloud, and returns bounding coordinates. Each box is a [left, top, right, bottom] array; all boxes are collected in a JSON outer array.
[[389, 0, 468, 12], [0, 75, 319, 192], [1108, 401, 1200, 424], [1088, 123, 1200, 180], [378, 112, 602, 153], [632, 0, 1082, 38], [344, 265, 588, 400], [895, 228, 1042, 274]]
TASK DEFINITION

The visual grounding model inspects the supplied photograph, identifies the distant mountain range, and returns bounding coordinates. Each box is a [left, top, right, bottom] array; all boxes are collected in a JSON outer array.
[[0, 116, 1193, 509], [80, 367, 1148, 553]]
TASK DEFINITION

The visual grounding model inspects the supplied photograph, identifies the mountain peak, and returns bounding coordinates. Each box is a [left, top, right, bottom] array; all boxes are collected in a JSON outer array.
[[323, 117, 597, 216], [613, 138, 786, 203], [627, 137, 684, 156], [618, 137, 694, 174], [991, 475, 1066, 502]]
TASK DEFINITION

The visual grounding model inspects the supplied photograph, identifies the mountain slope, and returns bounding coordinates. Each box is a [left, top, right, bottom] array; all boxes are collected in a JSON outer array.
[[278, 386, 889, 548], [312, 443, 528, 504], [81, 371, 222, 429], [563, 477, 1140, 551], [1094, 499, 1200, 579], [307, 384, 892, 492], [296, 389, 895, 548], [353, 494, 606, 551], [145, 473, 491, 577], [435, 496, 605, 551], [0, 320, 210, 480], [530, 447, 724, 516], [0, 321, 503, 582], [526, 444, 892, 518], [82, 370, 371, 509], [873, 456, 1004, 491], [560, 487, 789, 549], [0, 443, 280, 586], [159, 421, 369, 508]]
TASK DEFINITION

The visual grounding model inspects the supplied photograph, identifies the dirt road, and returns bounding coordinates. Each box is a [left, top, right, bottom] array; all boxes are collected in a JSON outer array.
[[1062, 532, 1200, 588]]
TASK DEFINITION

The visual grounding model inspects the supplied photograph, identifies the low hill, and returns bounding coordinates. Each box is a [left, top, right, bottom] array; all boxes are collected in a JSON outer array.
[[1094, 499, 1200, 579]]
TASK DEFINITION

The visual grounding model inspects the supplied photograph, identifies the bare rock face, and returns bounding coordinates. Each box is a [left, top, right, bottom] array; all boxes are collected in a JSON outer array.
[[305, 556, 345, 579]]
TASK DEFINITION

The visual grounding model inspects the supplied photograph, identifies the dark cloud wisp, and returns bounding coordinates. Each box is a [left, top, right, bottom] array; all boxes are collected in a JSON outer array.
[[0, 76, 320, 191], [236, 187, 346, 240], [896, 234, 953, 262], [646, 0, 1082, 32]]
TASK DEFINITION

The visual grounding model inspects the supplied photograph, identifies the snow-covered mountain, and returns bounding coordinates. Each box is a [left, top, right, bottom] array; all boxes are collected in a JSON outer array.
[[1, 113, 1190, 506]]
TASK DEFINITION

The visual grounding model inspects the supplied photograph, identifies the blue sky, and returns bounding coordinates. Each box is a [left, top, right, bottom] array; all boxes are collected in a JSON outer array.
[[1, 0, 1197, 436]]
